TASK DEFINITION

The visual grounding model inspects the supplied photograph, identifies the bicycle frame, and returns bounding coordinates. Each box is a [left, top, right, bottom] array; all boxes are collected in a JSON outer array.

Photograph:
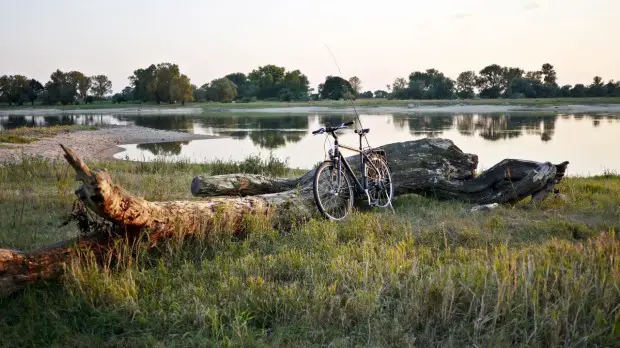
[[327, 130, 382, 198]]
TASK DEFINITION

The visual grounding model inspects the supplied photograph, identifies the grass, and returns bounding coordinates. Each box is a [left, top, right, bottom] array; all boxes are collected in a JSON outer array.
[[1, 97, 620, 112], [1, 156, 619, 347], [0, 125, 98, 144]]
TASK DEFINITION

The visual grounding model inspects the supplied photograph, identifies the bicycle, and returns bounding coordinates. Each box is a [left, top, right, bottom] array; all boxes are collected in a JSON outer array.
[[311, 121, 394, 220]]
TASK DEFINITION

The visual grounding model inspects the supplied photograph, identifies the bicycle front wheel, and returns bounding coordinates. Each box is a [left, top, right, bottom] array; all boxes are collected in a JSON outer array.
[[313, 160, 354, 220]]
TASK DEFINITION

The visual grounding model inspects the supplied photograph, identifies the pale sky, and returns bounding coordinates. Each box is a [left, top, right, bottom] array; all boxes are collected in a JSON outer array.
[[1, 0, 618, 93]]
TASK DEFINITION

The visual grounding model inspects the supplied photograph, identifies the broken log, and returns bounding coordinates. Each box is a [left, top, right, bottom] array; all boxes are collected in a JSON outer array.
[[191, 138, 569, 205], [0, 138, 569, 297]]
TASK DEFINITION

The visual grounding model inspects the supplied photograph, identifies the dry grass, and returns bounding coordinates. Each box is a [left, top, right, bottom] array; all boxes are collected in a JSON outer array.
[[0, 125, 98, 144], [0, 156, 619, 347]]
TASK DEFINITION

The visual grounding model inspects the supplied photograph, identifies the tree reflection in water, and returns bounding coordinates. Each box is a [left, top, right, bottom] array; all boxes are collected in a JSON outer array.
[[249, 130, 305, 149], [452, 113, 557, 141], [137, 141, 189, 156]]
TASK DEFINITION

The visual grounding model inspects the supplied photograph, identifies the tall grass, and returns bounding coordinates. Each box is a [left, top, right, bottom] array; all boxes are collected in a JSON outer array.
[[0, 156, 619, 346]]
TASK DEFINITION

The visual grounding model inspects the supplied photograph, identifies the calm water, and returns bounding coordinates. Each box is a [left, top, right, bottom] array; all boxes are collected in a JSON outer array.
[[1, 112, 619, 176]]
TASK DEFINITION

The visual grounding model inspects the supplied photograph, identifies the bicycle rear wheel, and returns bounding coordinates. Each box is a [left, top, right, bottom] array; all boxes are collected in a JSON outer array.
[[366, 155, 393, 208], [313, 160, 354, 220]]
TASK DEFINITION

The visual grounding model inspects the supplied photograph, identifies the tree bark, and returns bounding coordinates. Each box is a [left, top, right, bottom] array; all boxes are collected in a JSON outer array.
[[191, 138, 569, 206]]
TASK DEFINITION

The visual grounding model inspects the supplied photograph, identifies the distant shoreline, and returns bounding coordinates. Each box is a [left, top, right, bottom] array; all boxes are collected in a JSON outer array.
[[2, 98, 620, 116]]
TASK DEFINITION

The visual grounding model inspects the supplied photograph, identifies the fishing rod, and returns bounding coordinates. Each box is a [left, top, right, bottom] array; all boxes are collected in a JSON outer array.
[[324, 44, 372, 150]]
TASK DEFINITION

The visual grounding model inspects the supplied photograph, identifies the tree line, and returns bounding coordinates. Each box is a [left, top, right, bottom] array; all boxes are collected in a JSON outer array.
[[0, 71, 112, 106], [384, 63, 619, 100], [2, 62, 619, 106]]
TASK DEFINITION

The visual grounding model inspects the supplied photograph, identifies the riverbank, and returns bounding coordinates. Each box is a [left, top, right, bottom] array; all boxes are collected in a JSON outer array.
[[2, 97, 620, 116], [0, 154, 618, 346], [0, 125, 219, 164]]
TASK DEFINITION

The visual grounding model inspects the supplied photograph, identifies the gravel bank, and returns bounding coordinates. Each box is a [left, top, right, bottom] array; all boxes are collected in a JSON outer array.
[[0, 125, 218, 164]]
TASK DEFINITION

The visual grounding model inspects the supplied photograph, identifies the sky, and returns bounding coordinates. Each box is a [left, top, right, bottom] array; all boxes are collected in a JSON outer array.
[[1, 0, 619, 94]]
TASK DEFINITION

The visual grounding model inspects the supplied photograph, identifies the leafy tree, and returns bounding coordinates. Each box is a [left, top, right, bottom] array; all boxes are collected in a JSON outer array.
[[27, 79, 44, 105], [525, 70, 543, 82], [406, 69, 454, 99], [373, 90, 388, 98], [205, 78, 237, 102], [359, 91, 374, 98], [248, 65, 286, 100], [90, 75, 112, 101], [606, 80, 620, 97], [587, 76, 606, 97], [170, 74, 193, 105], [225, 72, 255, 99], [154, 63, 180, 103], [281, 69, 310, 101], [559, 85, 572, 97], [69, 71, 91, 102], [502, 67, 524, 82], [541, 63, 557, 85], [391, 77, 408, 99], [45, 70, 77, 105], [476, 64, 505, 98], [570, 84, 586, 98], [320, 76, 355, 100], [456, 71, 477, 99], [348, 76, 361, 94], [129, 64, 157, 102], [0, 75, 29, 105], [193, 86, 207, 102]]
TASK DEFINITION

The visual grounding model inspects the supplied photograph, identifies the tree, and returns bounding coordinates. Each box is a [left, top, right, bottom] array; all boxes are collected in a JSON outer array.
[[456, 71, 477, 99], [281, 69, 310, 101], [348, 76, 361, 94], [170, 74, 193, 105], [69, 72, 91, 102], [559, 85, 572, 98], [45, 70, 77, 105], [360, 91, 374, 98], [405, 69, 455, 99], [570, 84, 586, 98], [193, 86, 207, 102], [319, 76, 355, 100], [129, 65, 157, 102], [248, 65, 286, 100], [541, 63, 557, 85], [27, 79, 44, 105], [225, 73, 254, 99], [606, 80, 620, 97], [476, 64, 505, 98], [90, 75, 112, 101], [374, 90, 389, 98], [205, 77, 237, 102], [391, 77, 408, 99], [587, 76, 606, 97], [0, 75, 29, 105], [525, 70, 543, 82], [154, 63, 180, 103]]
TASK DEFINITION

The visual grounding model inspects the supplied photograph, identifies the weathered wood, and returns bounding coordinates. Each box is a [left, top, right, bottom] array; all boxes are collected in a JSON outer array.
[[0, 139, 569, 297], [191, 138, 568, 205]]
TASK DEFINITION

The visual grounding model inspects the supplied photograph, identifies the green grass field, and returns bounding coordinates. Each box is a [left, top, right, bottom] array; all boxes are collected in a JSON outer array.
[[2, 97, 620, 112], [0, 156, 619, 347]]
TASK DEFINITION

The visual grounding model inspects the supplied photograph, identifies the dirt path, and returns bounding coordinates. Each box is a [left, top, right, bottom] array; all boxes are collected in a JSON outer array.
[[0, 125, 218, 164]]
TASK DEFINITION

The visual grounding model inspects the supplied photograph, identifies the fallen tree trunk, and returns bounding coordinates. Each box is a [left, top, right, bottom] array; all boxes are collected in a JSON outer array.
[[191, 138, 569, 205], [1, 138, 569, 297]]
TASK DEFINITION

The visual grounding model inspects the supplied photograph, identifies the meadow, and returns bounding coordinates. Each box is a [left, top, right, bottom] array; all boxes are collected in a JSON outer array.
[[0, 153, 618, 347]]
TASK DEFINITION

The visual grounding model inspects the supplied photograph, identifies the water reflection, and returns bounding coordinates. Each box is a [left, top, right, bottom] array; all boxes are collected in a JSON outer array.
[[3, 111, 620, 175], [136, 141, 189, 156]]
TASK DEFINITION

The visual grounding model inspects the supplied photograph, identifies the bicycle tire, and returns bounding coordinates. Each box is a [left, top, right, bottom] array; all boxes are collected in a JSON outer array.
[[366, 155, 393, 208], [313, 160, 354, 220]]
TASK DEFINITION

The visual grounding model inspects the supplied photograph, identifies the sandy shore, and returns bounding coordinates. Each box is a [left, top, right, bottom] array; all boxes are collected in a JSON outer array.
[[0, 125, 218, 164]]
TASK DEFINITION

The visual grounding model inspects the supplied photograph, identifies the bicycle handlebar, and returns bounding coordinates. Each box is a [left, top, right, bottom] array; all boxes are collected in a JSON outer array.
[[312, 121, 354, 135]]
